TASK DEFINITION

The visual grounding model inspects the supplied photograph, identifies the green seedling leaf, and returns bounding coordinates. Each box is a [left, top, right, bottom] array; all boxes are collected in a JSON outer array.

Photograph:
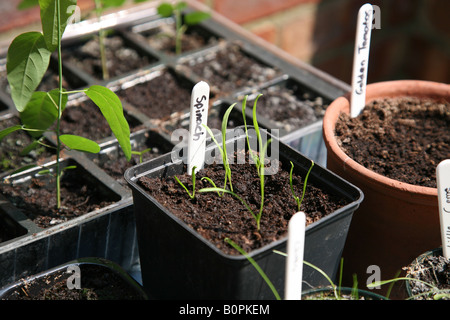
[[0, 125, 22, 141], [174, 1, 187, 11], [38, 0, 77, 51], [20, 89, 67, 137], [85, 85, 131, 160], [184, 11, 210, 25], [102, 0, 126, 9], [157, 2, 174, 17], [60, 134, 101, 153], [17, 0, 39, 10], [6, 32, 52, 112], [10, 164, 39, 176]]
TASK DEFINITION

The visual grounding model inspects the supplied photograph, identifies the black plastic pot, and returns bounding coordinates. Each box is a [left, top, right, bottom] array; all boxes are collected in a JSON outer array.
[[0, 257, 148, 300], [0, 156, 136, 288], [125, 126, 363, 299], [302, 286, 388, 300]]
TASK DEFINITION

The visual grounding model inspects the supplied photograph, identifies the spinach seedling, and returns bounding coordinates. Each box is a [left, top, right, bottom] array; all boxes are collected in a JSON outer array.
[[174, 166, 197, 199], [2, 0, 131, 209], [157, 1, 211, 55], [289, 160, 314, 212]]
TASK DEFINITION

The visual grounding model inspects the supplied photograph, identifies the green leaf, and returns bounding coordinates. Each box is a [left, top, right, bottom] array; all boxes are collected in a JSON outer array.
[[102, 0, 126, 8], [184, 11, 210, 25], [6, 32, 52, 112], [60, 134, 101, 153], [157, 2, 173, 17], [38, 0, 77, 51], [0, 125, 22, 141], [17, 0, 39, 10], [20, 89, 67, 137], [85, 85, 131, 160], [174, 1, 187, 11]]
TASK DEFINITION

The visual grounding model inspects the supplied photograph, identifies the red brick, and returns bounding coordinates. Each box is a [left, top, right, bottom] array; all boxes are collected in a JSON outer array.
[[247, 22, 278, 45], [212, 0, 317, 24]]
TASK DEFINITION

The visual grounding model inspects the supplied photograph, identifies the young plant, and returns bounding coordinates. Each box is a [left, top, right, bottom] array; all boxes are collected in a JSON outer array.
[[2, 0, 131, 209], [157, 1, 211, 55], [174, 166, 197, 199], [290, 160, 314, 212], [131, 147, 152, 163]]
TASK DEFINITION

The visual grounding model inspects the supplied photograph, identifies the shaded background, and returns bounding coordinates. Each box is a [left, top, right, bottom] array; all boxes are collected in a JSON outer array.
[[0, 0, 448, 86]]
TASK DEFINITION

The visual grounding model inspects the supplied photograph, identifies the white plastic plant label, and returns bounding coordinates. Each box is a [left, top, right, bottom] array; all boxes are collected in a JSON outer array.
[[187, 81, 210, 175], [285, 211, 306, 300], [437, 159, 450, 259], [350, 3, 373, 118]]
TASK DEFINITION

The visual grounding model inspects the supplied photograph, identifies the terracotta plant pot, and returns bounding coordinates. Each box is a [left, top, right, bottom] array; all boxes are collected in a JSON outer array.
[[322, 80, 450, 297]]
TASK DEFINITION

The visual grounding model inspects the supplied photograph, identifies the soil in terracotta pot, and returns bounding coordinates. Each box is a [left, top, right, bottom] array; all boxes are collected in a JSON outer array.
[[2, 263, 145, 300], [138, 150, 349, 254], [116, 69, 193, 123], [61, 34, 157, 80], [59, 99, 144, 142], [335, 97, 450, 188], [405, 253, 450, 300], [244, 83, 326, 132], [138, 22, 220, 55], [180, 41, 280, 96], [0, 164, 119, 228], [0, 115, 54, 173]]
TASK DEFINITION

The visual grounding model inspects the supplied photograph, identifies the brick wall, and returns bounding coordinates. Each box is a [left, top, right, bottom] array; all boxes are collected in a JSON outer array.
[[206, 0, 450, 85], [1, 0, 448, 85]]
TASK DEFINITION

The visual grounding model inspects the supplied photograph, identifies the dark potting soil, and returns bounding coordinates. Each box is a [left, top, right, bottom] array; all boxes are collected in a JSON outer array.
[[2, 263, 145, 300], [140, 23, 220, 55], [59, 99, 143, 142], [335, 97, 450, 188], [62, 34, 156, 80], [0, 116, 54, 173], [405, 254, 450, 300], [0, 167, 117, 228], [246, 84, 326, 132], [138, 151, 349, 255], [116, 69, 193, 122], [181, 41, 280, 96]]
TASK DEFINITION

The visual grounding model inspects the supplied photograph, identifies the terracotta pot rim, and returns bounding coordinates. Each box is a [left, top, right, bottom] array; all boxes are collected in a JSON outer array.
[[323, 80, 450, 197]]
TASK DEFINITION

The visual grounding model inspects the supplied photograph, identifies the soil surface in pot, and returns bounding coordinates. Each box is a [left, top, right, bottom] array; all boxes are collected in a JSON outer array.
[[138, 151, 349, 254], [59, 99, 143, 142], [2, 263, 145, 300], [116, 69, 193, 123], [245, 84, 326, 132], [0, 115, 54, 173], [139, 23, 220, 55], [0, 166, 117, 228], [405, 253, 450, 300], [181, 41, 280, 96], [62, 34, 156, 80], [302, 289, 383, 300], [335, 97, 450, 188]]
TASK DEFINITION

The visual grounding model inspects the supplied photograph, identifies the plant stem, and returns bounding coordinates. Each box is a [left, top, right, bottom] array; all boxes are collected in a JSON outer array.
[[56, 0, 63, 209], [94, 0, 109, 80]]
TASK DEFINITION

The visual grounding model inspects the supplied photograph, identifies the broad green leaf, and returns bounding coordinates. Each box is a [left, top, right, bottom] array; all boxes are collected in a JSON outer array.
[[157, 3, 173, 17], [185, 11, 210, 25], [85, 85, 131, 160], [102, 0, 126, 8], [60, 134, 101, 153], [6, 32, 52, 112], [17, 0, 39, 10], [0, 125, 22, 141], [38, 0, 77, 51], [20, 89, 67, 137]]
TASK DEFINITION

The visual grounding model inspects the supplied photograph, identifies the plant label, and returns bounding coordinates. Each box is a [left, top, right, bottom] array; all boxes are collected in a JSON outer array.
[[350, 3, 373, 118], [187, 81, 210, 174], [437, 159, 450, 259], [285, 211, 306, 300]]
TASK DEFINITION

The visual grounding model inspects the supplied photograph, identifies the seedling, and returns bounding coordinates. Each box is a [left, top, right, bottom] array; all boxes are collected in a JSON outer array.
[[174, 166, 197, 199], [157, 1, 211, 55], [131, 147, 152, 163], [2, 0, 131, 209], [290, 160, 314, 212]]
